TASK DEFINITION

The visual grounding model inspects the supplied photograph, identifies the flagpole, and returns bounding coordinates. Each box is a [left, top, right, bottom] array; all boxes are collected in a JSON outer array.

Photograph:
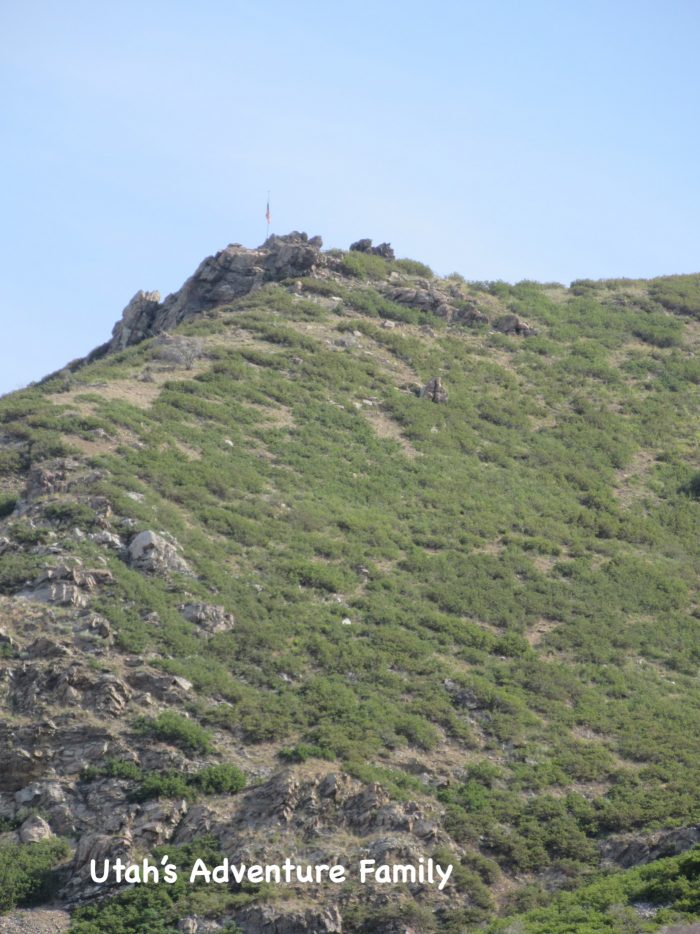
[[266, 190, 271, 242]]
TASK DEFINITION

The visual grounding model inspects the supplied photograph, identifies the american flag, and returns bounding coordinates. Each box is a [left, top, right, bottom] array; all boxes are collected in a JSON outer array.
[[265, 199, 271, 225]]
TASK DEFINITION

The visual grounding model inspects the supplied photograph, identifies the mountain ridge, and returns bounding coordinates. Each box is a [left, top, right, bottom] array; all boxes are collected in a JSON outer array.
[[0, 239, 699, 933]]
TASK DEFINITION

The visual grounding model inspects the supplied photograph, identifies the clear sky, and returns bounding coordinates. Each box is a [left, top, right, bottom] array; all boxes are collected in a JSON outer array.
[[2, 0, 699, 395]]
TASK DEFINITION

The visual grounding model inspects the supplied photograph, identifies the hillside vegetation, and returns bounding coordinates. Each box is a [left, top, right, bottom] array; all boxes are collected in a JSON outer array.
[[0, 243, 698, 932]]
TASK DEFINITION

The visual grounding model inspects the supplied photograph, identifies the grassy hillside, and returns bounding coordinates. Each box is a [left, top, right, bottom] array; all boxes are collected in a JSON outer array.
[[0, 253, 698, 932]]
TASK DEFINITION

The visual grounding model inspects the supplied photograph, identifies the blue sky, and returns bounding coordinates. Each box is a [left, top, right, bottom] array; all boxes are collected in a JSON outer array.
[[2, 0, 699, 394]]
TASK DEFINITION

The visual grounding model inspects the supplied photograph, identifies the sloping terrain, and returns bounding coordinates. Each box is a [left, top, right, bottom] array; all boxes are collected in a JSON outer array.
[[0, 236, 699, 933]]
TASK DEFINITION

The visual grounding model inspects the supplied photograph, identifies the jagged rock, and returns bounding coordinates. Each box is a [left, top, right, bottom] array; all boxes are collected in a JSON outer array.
[[110, 290, 162, 351], [179, 603, 235, 633], [22, 583, 88, 608], [0, 723, 114, 791], [493, 313, 537, 336], [9, 663, 132, 716], [349, 238, 373, 253], [452, 300, 489, 326], [125, 668, 195, 700], [237, 904, 342, 934], [18, 815, 53, 843], [78, 614, 113, 640], [26, 637, 70, 659], [177, 921, 223, 934], [127, 530, 192, 576], [131, 797, 188, 846], [89, 530, 123, 549], [419, 377, 448, 403], [387, 284, 454, 319], [108, 234, 322, 353], [19, 564, 110, 607], [600, 824, 700, 868], [350, 238, 395, 260], [23, 459, 81, 500], [72, 829, 132, 876]]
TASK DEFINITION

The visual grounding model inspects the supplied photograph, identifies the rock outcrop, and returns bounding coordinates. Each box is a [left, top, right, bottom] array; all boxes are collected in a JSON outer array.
[[493, 313, 536, 336], [349, 237, 395, 260], [420, 377, 448, 403], [600, 824, 700, 868], [179, 602, 235, 634], [108, 233, 323, 353], [127, 530, 192, 576]]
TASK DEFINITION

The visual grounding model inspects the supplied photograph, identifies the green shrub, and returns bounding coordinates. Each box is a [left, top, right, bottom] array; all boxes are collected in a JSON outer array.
[[43, 501, 96, 529], [0, 838, 70, 911], [341, 251, 389, 280], [133, 712, 213, 754], [0, 553, 40, 594], [191, 763, 246, 794], [133, 772, 193, 802], [279, 743, 332, 763], [0, 449, 25, 475], [393, 257, 434, 278], [8, 522, 49, 546]]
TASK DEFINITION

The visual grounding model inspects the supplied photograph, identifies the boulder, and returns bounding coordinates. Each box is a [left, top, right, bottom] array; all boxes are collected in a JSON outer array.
[[179, 603, 235, 634], [493, 313, 537, 336], [127, 531, 192, 576], [18, 815, 53, 843], [349, 238, 395, 260], [419, 377, 448, 403]]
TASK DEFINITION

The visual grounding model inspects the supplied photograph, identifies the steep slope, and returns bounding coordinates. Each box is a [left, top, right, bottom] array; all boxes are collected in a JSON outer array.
[[0, 238, 699, 933]]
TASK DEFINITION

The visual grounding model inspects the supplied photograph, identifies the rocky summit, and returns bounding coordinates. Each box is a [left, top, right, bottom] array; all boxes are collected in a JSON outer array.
[[0, 238, 699, 933]]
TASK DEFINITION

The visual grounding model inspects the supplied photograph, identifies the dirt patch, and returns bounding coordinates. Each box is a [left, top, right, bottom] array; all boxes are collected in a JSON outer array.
[[614, 449, 657, 507], [364, 408, 420, 458], [246, 402, 295, 429], [525, 617, 559, 647]]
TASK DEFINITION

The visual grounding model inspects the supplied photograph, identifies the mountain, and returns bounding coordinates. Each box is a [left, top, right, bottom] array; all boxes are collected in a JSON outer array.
[[0, 234, 699, 934]]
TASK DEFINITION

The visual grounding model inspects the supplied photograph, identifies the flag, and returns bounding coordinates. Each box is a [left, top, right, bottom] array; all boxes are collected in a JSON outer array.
[[265, 199, 271, 225]]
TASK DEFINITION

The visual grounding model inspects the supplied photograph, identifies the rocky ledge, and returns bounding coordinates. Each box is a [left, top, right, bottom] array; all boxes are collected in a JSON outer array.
[[106, 232, 323, 354]]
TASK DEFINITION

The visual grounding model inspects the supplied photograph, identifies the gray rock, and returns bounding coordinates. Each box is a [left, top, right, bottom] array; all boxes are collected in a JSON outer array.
[[108, 234, 322, 353], [600, 824, 700, 868], [349, 238, 395, 260], [179, 603, 235, 634], [19, 564, 111, 607], [387, 284, 454, 319], [110, 290, 162, 351], [89, 530, 123, 549], [23, 459, 81, 500], [237, 904, 342, 934], [18, 815, 53, 843], [419, 377, 448, 403], [127, 531, 192, 576], [493, 313, 537, 336], [22, 582, 88, 608]]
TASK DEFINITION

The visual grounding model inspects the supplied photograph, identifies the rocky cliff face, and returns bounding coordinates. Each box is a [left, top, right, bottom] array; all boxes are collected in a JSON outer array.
[[108, 233, 323, 353]]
